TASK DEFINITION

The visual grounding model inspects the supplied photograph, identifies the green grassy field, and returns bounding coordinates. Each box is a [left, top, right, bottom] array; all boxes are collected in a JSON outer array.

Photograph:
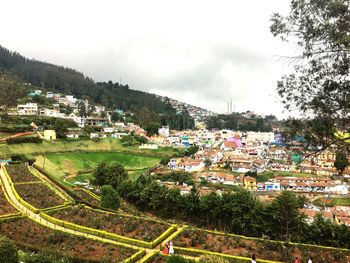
[[36, 151, 162, 184], [0, 137, 180, 157]]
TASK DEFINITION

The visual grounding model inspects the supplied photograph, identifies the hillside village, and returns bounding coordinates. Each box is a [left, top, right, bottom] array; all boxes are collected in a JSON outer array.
[[5, 89, 350, 229]]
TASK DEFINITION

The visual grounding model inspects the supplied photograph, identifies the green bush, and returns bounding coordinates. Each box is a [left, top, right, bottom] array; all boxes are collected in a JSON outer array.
[[100, 185, 120, 210], [0, 125, 32, 132], [0, 235, 19, 263], [7, 136, 42, 144], [167, 255, 195, 263]]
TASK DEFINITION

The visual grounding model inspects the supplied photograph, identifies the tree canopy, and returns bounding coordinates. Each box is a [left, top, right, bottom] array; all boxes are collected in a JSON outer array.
[[270, 0, 350, 153], [92, 162, 128, 189], [0, 235, 18, 263], [100, 185, 121, 210]]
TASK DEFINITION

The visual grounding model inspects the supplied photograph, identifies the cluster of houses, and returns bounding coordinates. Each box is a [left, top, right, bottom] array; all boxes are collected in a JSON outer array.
[[302, 206, 350, 226], [16, 91, 110, 128]]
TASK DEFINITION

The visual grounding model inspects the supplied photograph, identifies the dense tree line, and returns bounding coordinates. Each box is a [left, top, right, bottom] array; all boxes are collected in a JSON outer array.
[[0, 72, 29, 109], [0, 46, 173, 113], [0, 46, 195, 130], [112, 174, 350, 248], [206, 114, 273, 132]]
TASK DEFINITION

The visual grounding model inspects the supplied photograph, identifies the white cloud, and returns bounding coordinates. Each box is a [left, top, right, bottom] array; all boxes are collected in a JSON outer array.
[[1, 0, 297, 119]]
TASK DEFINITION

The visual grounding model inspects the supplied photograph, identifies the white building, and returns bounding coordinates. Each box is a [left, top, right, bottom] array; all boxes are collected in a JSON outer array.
[[246, 132, 275, 143], [95, 105, 106, 115], [17, 103, 38, 115], [40, 108, 65, 118], [139, 144, 159, 149], [158, 126, 170, 137]]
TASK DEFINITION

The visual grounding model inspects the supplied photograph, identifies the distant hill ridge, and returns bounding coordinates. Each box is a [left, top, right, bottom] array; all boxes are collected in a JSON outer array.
[[0, 45, 175, 114]]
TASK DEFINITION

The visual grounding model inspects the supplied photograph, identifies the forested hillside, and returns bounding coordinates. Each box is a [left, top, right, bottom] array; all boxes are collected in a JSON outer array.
[[0, 46, 174, 114], [0, 72, 31, 109]]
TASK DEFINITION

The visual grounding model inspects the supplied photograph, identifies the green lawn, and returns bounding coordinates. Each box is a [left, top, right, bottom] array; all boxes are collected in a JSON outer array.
[[0, 137, 181, 157], [36, 151, 162, 184]]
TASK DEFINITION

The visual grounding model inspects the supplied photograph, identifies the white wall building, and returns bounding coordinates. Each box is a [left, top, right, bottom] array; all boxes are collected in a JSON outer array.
[[246, 132, 275, 143], [158, 126, 170, 137], [17, 103, 38, 115]]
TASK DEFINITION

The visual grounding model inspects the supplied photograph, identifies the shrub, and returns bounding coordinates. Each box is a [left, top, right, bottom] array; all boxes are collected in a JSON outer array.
[[100, 185, 120, 210], [6, 136, 42, 144], [199, 255, 230, 263], [0, 235, 18, 263], [167, 255, 195, 263]]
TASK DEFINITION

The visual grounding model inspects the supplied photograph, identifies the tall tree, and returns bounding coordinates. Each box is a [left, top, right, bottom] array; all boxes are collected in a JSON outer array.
[[270, 191, 305, 242], [92, 162, 128, 189], [270, 0, 350, 152], [334, 150, 349, 175]]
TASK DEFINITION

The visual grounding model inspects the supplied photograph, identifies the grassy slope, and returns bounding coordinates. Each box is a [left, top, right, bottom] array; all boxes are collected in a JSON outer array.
[[35, 151, 162, 184], [0, 137, 179, 157]]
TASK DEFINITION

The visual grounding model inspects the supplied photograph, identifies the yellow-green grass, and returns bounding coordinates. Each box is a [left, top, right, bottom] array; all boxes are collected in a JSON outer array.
[[0, 137, 180, 157], [35, 151, 161, 183]]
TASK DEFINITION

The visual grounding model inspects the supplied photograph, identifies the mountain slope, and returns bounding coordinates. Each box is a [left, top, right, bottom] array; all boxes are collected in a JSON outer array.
[[0, 45, 175, 114]]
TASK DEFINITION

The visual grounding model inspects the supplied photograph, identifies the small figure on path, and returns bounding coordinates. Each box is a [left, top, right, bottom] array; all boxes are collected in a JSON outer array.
[[308, 257, 313, 263], [169, 240, 174, 255], [251, 254, 256, 263], [162, 240, 169, 255]]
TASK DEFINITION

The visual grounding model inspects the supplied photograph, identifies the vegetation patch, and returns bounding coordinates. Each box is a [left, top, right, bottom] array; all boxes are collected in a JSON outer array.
[[313, 197, 350, 207], [74, 188, 100, 207], [6, 164, 41, 183], [14, 183, 65, 209], [38, 151, 162, 182], [49, 206, 170, 242], [0, 218, 136, 262], [0, 187, 18, 216], [174, 229, 350, 263]]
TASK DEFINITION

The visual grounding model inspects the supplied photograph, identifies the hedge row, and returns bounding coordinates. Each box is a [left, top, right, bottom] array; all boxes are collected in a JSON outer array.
[[6, 136, 42, 144], [33, 165, 88, 205], [2, 166, 40, 214], [29, 166, 74, 203], [40, 211, 175, 248], [85, 205, 173, 227], [0, 125, 32, 132], [80, 188, 101, 201], [0, 183, 21, 214], [138, 251, 161, 263], [172, 246, 283, 263], [0, 214, 26, 222], [122, 249, 146, 263], [13, 181, 43, 185], [0, 212, 22, 220], [85, 205, 178, 245], [41, 204, 73, 213], [201, 228, 350, 253]]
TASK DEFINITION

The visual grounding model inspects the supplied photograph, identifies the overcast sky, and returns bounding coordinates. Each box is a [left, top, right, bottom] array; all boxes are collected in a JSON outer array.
[[1, 0, 297, 119]]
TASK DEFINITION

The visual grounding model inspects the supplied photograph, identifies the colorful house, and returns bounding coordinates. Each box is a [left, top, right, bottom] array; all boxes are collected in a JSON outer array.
[[43, 130, 56, 141], [243, 176, 257, 191]]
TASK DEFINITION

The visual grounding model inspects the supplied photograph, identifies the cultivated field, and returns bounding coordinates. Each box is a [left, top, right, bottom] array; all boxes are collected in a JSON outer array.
[[0, 218, 137, 262], [49, 206, 171, 242], [174, 228, 350, 263]]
